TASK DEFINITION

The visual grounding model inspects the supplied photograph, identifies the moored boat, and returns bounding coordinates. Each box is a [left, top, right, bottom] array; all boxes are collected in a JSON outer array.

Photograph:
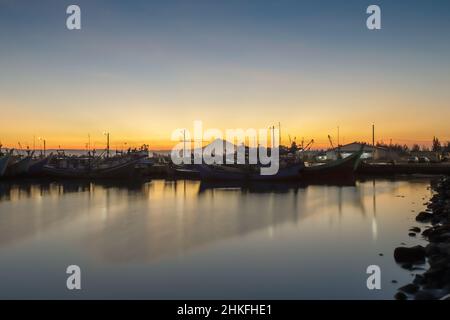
[[0, 151, 12, 177], [28, 154, 54, 176], [195, 162, 303, 181], [195, 164, 248, 181], [42, 154, 145, 179], [250, 163, 304, 181], [4, 151, 34, 177], [300, 147, 364, 180]]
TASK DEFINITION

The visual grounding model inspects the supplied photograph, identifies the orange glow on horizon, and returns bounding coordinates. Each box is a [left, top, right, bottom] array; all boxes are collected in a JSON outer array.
[[0, 134, 446, 152]]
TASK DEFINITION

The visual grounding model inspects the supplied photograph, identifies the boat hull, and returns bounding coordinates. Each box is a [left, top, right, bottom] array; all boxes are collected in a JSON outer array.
[[300, 149, 363, 180], [250, 163, 304, 181], [5, 156, 33, 177], [0, 155, 11, 177], [43, 157, 143, 179], [195, 164, 247, 181], [195, 163, 303, 181], [28, 156, 53, 176]]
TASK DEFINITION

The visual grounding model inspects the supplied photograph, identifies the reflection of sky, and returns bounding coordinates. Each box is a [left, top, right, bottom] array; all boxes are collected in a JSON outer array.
[[1, 0, 449, 148], [0, 178, 431, 298]]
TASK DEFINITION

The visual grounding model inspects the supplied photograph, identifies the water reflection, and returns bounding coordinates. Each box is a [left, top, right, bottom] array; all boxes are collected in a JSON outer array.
[[0, 177, 427, 265]]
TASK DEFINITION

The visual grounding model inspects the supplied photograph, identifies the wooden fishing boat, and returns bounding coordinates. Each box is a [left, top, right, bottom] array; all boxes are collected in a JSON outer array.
[[195, 162, 303, 181], [28, 154, 54, 176], [195, 164, 248, 180], [4, 152, 34, 177], [43, 155, 145, 179], [300, 147, 364, 180], [250, 163, 304, 181], [0, 152, 12, 177]]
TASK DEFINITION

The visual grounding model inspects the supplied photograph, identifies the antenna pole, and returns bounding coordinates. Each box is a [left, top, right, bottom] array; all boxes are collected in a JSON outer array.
[[337, 126, 340, 147], [107, 133, 110, 158], [372, 124, 375, 146]]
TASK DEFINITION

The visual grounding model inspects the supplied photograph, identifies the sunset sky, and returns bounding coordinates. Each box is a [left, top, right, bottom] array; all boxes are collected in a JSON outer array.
[[1, 0, 449, 150]]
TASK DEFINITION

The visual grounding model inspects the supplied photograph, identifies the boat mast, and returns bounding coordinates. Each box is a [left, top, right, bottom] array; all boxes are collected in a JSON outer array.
[[104, 131, 110, 158], [372, 124, 375, 159]]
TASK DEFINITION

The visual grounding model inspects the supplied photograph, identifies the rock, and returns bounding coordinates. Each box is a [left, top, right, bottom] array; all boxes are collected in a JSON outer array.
[[431, 216, 442, 225], [425, 243, 439, 256], [440, 293, 450, 300], [409, 227, 421, 233], [422, 228, 434, 237], [399, 283, 419, 294], [416, 211, 433, 222], [437, 243, 450, 255], [401, 263, 413, 270], [394, 245, 426, 263], [428, 229, 450, 242], [438, 232, 450, 240], [414, 290, 437, 300], [395, 291, 407, 300]]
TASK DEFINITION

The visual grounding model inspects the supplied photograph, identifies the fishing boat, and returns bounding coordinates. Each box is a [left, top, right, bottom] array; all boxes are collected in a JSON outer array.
[[0, 150, 13, 177], [300, 147, 364, 180], [4, 151, 34, 177], [195, 162, 303, 181], [195, 164, 248, 180], [42, 154, 145, 179], [28, 154, 54, 176], [250, 163, 304, 181]]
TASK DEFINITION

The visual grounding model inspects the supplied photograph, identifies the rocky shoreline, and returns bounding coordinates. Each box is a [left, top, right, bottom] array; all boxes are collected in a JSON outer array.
[[393, 176, 450, 300]]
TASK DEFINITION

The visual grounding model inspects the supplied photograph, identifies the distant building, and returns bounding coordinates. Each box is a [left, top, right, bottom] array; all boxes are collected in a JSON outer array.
[[326, 142, 400, 161], [410, 151, 441, 162]]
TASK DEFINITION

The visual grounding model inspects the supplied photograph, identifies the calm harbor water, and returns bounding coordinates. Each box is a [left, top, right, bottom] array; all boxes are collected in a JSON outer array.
[[0, 177, 432, 299]]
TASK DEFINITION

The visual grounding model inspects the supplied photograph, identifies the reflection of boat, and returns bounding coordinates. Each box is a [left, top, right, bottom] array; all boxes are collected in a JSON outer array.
[[5, 152, 34, 177], [198, 176, 357, 193], [195, 162, 303, 181], [198, 180, 303, 193], [301, 147, 364, 180], [43, 156, 145, 179]]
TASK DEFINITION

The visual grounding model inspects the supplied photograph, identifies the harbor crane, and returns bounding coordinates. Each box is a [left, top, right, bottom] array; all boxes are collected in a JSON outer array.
[[327, 135, 335, 149], [328, 135, 342, 159], [303, 139, 314, 151]]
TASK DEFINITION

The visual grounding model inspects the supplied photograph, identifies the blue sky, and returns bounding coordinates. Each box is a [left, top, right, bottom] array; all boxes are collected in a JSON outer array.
[[1, 0, 449, 148]]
